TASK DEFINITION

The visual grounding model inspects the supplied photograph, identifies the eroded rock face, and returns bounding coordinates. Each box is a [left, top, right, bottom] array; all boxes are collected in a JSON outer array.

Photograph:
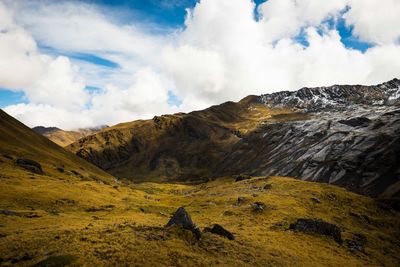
[[216, 107, 400, 197], [290, 219, 342, 243]]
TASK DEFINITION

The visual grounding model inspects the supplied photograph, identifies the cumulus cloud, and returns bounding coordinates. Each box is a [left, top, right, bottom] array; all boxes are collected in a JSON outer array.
[[1, 0, 400, 129], [344, 0, 400, 45]]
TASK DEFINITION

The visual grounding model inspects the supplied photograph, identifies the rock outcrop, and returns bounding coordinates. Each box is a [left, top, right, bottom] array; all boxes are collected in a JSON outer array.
[[204, 224, 235, 240], [166, 207, 201, 239], [290, 218, 342, 243]]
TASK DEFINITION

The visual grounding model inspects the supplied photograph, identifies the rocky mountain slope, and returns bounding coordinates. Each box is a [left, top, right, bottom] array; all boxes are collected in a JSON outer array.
[[218, 79, 400, 197], [33, 125, 107, 147], [67, 99, 283, 182], [67, 79, 400, 197]]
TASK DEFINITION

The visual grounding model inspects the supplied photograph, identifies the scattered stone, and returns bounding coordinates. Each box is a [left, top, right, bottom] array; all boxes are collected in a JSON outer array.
[[349, 212, 371, 224], [252, 202, 266, 212], [263, 184, 272, 190], [311, 197, 321, 204], [139, 207, 148, 213], [204, 224, 235, 240], [166, 207, 201, 239], [47, 209, 60, 216], [0, 233, 6, 238], [290, 218, 342, 243], [56, 167, 64, 173], [3, 154, 13, 160], [222, 210, 235, 216], [270, 221, 289, 230], [234, 174, 251, 182], [236, 197, 246, 206], [85, 205, 115, 212], [0, 209, 18, 216], [345, 233, 367, 253], [15, 158, 43, 174], [11, 254, 32, 264]]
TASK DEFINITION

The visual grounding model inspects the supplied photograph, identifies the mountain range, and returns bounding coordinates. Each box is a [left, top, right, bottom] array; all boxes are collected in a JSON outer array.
[[60, 79, 400, 198], [1, 79, 399, 265]]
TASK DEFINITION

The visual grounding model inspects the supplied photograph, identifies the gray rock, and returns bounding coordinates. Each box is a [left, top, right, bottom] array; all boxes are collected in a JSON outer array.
[[166, 207, 201, 239], [252, 202, 265, 212], [290, 218, 342, 243], [15, 158, 43, 175], [204, 224, 234, 240]]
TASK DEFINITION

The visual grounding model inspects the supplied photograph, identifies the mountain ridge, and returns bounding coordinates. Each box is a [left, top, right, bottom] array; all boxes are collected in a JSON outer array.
[[65, 79, 400, 197]]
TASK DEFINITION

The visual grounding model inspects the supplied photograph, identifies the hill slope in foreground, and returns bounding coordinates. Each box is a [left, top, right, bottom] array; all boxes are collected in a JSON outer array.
[[0, 109, 399, 266]]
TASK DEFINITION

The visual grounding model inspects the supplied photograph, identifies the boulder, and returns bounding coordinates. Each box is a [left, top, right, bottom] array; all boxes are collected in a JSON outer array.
[[204, 224, 234, 240], [345, 233, 366, 253], [235, 197, 246, 206], [311, 197, 321, 203], [252, 202, 266, 212], [15, 158, 43, 174], [290, 218, 342, 243], [166, 207, 201, 239], [234, 174, 251, 182]]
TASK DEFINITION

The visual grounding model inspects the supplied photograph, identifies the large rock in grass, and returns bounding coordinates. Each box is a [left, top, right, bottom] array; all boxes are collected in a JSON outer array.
[[204, 224, 234, 240], [15, 158, 43, 174], [166, 207, 201, 239], [290, 218, 342, 243]]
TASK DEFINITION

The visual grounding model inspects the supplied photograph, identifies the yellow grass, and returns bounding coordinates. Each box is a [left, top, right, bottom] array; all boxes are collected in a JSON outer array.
[[1, 161, 399, 266]]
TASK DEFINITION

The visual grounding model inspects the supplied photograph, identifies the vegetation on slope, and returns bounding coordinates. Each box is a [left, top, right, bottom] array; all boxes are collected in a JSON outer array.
[[33, 126, 107, 147], [0, 172, 399, 266], [0, 110, 114, 184], [0, 109, 399, 266], [67, 98, 291, 182]]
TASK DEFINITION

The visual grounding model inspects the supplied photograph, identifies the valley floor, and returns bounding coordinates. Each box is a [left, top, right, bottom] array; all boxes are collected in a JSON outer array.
[[0, 170, 400, 266], [0, 171, 399, 266]]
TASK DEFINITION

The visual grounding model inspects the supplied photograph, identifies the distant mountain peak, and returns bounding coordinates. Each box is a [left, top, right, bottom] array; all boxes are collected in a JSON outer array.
[[32, 126, 62, 134], [259, 78, 400, 111]]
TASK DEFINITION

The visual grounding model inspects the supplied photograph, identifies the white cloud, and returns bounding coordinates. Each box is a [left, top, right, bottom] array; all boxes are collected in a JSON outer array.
[[344, 0, 400, 45], [1, 0, 400, 130], [258, 0, 346, 41]]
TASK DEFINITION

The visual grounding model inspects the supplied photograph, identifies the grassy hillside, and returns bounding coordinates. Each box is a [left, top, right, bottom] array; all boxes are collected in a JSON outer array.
[[0, 110, 115, 184], [33, 126, 106, 147], [0, 109, 399, 266], [0, 175, 399, 266], [66, 99, 291, 182]]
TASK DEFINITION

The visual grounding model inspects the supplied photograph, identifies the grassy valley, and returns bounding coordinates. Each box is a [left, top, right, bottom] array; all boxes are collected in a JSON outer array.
[[0, 171, 399, 266]]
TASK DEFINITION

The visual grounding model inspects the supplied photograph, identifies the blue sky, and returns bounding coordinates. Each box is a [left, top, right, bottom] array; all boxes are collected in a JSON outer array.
[[2, 0, 399, 129], [0, 0, 373, 108]]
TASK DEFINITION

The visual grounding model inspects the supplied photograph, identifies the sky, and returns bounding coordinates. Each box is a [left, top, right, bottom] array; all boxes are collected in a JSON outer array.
[[1, 0, 400, 130]]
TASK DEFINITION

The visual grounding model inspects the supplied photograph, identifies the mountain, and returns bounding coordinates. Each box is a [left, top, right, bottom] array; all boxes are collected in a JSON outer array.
[[67, 79, 400, 198], [0, 110, 114, 185], [1, 103, 400, 266], [33, 125, 108, 147], [66, 98, 282, 182]]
